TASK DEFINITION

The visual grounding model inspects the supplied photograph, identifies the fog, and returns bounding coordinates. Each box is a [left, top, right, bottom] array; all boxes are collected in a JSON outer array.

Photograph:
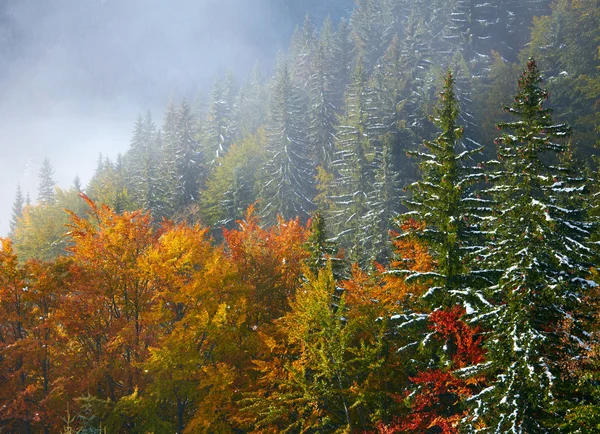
[[0, 0, 346, 235]]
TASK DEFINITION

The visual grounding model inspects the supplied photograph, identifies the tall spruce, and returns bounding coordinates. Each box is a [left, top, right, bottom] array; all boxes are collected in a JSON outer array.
[[397, 70, 485, 310], [9, 185, 24, 237], [174, 100, 202, 208], [472, 58, 593, 432], [261, 62, 315, 223], [328, 58, 379, 264], [37, 157, 56, 205], [125, 112, 167, 219]]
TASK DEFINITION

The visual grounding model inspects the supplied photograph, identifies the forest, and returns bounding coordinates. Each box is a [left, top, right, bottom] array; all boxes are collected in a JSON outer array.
[[2, 0, 600, 432]]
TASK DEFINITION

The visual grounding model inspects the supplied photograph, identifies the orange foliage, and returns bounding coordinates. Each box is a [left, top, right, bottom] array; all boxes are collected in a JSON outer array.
[[223, 205, 308, 327]]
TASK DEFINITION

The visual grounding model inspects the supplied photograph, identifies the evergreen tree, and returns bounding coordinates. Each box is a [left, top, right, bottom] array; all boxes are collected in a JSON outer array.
[[304, 212, 345, 280], [397, 70, 485, 310], [351, 0, 395, 71], [235, 63, 268, 139], [161, 99, 202, 212], [204, 74, 236, 166], [9, 185, 24, 237], [289, 15, 316, 87], [327, 59, 381, 264], [366, 134, 401, 263], [37, 157, 56, 205], [73, 175, 82, 192], [174, 100, 202, 209], [261, 62, 315, 223], [307, 43, 338, 169], [125, 112, 167, 219], [162, 97, 179, 215], [473, 58, 593, 432]]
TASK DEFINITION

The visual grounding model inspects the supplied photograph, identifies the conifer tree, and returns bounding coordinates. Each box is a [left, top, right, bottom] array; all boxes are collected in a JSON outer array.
[[235, 63, 268, 139], [396, 70, 485, 310], [73, 175, 82, 192], [261, 62, 315, 223], [37, 157, 56, 205], [125, 112, 167, 219], [174, 100, 202, 209], [308, 44, 338, 169], [9, 185, 24, 237], [473, 58, 593, 432], [204, 75, 236, 165], [161, 97, 180, 215], [328, 58, 379, 264], [304, 212, 345, 280]]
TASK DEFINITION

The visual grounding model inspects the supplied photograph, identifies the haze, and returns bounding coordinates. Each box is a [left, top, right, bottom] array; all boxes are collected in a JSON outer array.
[[0, 0, 348, 235]]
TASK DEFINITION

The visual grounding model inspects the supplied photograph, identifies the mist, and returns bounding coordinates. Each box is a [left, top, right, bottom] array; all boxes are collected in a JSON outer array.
[[0, 0, 347, 235]]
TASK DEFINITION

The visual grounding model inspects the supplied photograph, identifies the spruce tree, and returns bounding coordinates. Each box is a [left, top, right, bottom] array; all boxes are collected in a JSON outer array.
[[9, 185, 24, 237], [162, 97, 179, 215], [397, 70, 485, 310], [37, 157, 56, 205], [261, 62, 315, 223], [174, 100, 202, 208], [328, 58, 379, 264], [473, 58, 593, 432], [204, 75, 236, 166], [73, 175, 82, 192]]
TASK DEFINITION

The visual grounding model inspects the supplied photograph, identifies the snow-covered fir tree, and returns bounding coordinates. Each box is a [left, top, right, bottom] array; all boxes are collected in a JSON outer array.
[[396, 70, 485, 310], [125, 112, 167, 219], [204, 75, 237, 166], [261, 61, 315, 223], [471, 58, 594, 432], [327, 58, 381, 264]]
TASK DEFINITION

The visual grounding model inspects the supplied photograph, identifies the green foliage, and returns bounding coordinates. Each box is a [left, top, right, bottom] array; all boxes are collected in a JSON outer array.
[[12, 187, 88, 261], [242, 264, 387, 433], [475, 58, 592, 432], [37, 157, 57, 205], [201, 132, 267, 229]]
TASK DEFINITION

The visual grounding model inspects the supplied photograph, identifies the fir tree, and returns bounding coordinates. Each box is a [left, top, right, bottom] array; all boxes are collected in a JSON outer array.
[[328, 58, 379, 264], [161, 97, 179, 215], [9, 185, 24, 237], [174, 100, 202, 208], [125, 112, 167, 218], [261, 62, 315, 223], [473, 58, 593, 432], [304, 212, 345, 280], [37, 157, 56, 205], [73, 175, 82, 192], [204, 75, 236, 165], [396, 70, 485, 309]]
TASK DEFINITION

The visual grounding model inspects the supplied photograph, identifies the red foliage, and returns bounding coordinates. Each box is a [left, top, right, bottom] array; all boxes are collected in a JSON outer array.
[[378, 307, 486, 433]]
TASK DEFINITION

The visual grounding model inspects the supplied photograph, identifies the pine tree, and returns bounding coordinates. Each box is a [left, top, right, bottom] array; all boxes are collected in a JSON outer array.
[[472, 58, 593, 432], [161, 97, 179, 215], [351, 0, 395, 71], [304, 212, 345, 280], [289, 15, 316, 87], [37, 157, 56, 205], [307, 43, 338, 169], [9, 185, 24, 237]]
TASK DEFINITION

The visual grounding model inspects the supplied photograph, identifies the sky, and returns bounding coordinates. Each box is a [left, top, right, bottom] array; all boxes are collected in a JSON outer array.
[[0, 0, 351, 235]]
